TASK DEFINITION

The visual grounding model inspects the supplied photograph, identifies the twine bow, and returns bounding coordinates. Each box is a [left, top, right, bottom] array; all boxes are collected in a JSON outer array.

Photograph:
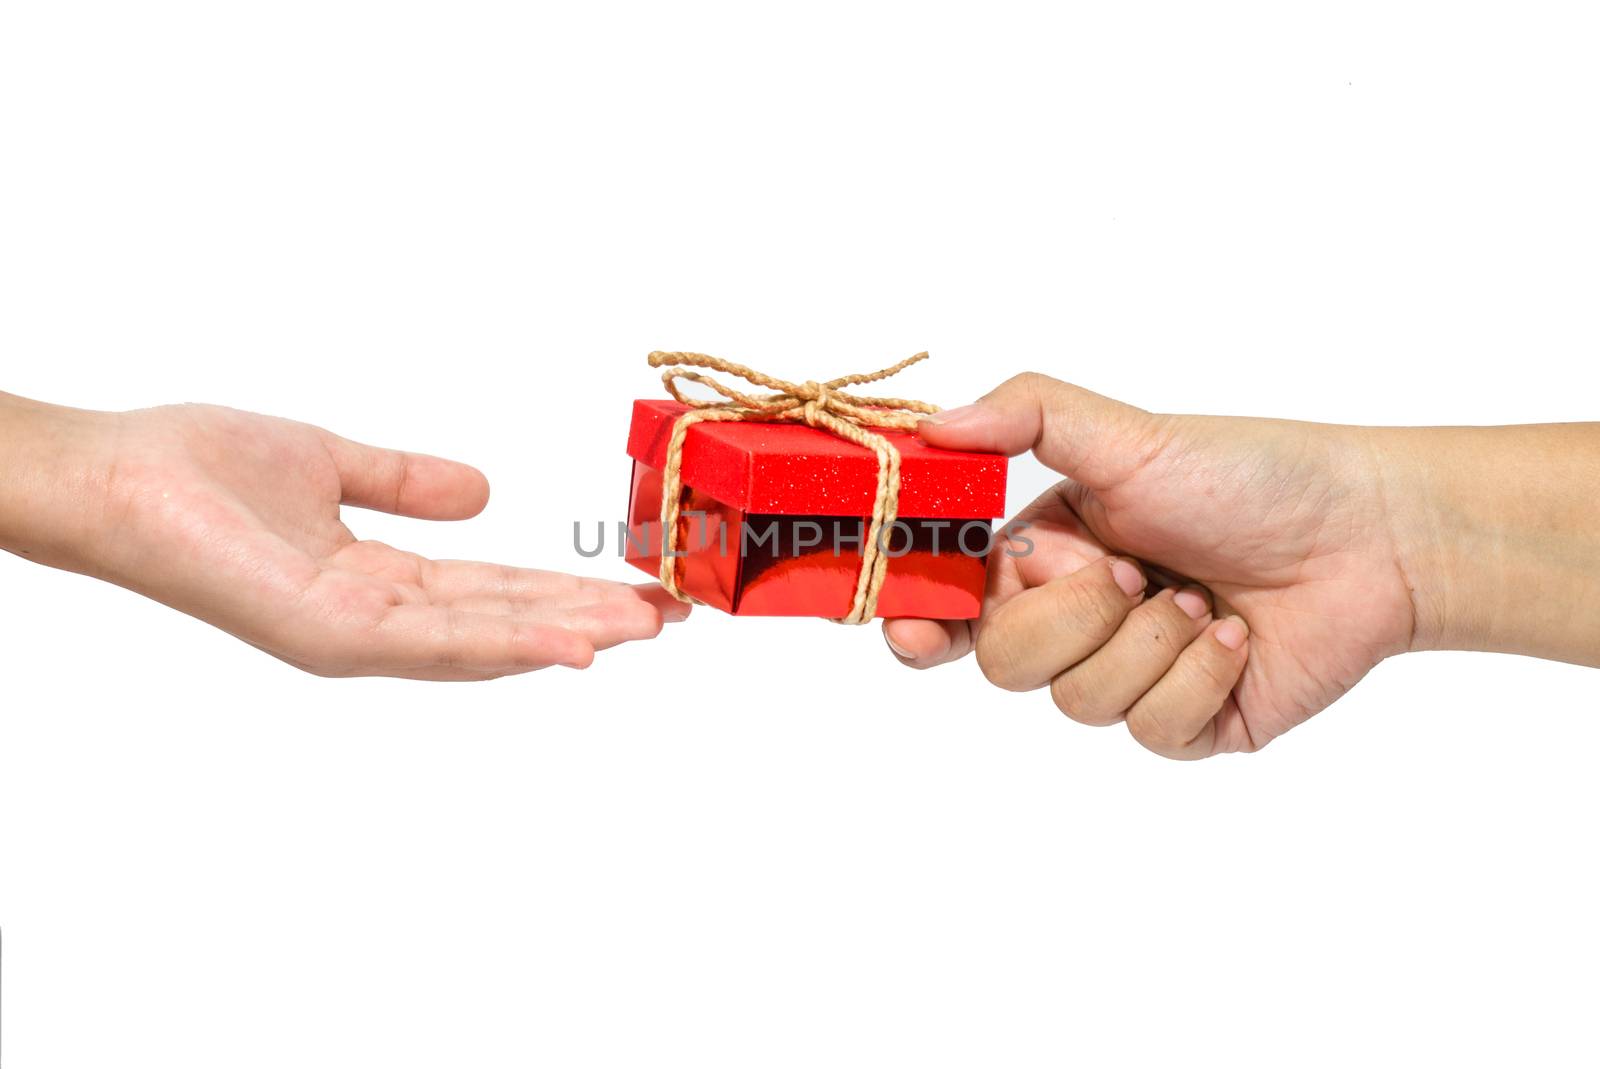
[[647, 350, 940, 624]]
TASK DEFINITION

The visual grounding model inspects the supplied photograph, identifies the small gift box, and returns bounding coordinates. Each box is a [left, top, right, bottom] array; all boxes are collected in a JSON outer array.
[[623, 354, 1008, 620]]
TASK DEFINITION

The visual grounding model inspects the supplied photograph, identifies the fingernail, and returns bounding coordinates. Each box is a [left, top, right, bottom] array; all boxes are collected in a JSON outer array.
[[884, 629, 916, 661], [1214, 616, 1249, 650], [919, 404, 980, 427], [1173, 588, 1210, 620], [1110, 558, 1145, 597]]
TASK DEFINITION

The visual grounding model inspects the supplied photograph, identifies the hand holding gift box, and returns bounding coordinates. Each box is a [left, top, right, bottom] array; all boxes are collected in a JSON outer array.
[[625, 352, 1008, 621]]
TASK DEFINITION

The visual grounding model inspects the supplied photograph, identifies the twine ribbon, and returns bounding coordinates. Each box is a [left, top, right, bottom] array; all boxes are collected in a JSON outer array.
[[647, 350, 940, 624]]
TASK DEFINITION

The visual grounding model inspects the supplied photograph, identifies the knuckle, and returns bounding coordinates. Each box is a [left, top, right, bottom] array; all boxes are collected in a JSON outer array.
[[1050, 673, 1122, 727], [505, 622, 545, 665], [1005, 371, 1058, 395], [1187, 645, 1242, 696], [1127, 715, 1188, 758], [987, 371, 1057, 405], [586, 599, 660, 642], [627, 601, 666, 639], [1055, 572, 1127, 638], [1138, 597, 1202, 648], [491, 562, 522, 596], [1125, 715, 1166, 749], [975, 627, 1030, 691]]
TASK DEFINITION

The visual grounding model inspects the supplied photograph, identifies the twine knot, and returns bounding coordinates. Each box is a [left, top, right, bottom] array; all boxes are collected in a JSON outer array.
[[801, 381, 830, 427], [644, 350, 941, 624]]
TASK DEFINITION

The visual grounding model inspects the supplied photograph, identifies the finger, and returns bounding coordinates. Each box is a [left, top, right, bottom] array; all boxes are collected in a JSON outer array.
[[988, 482, 1118, 598], [321, 431, 491, 520], [917, 372, 1161, 489], [361, 605, 598, 677], [883, 618, 974, 669], [447, 592, 674, 651], [1049, 586, 1213, 727], [321, 547, 687, 648], [1124, 616, 1250, 760], [974, 556, 1146, 691], [882, 475, 1114, 674], [420, 559, 651, 604], [329, 545, 668, 612], [629, 583, 694, 622]]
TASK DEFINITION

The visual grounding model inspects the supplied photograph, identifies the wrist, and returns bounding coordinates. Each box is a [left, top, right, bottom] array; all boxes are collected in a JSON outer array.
[[1366, 426, 1472, 653], [0, 392, 120, 575], [1371, 424, 1600, 665]]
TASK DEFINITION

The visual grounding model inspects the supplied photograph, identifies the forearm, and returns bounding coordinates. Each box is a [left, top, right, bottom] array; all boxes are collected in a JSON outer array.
[[0, 392, 115, 574], [1376, 423, 1600, 666]]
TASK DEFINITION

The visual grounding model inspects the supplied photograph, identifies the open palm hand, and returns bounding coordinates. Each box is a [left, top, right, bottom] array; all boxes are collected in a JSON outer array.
[[57, 403, 683, 680]]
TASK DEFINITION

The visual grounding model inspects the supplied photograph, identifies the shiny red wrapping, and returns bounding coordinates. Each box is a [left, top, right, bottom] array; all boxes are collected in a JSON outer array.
[[624, 399, 1008, 618]]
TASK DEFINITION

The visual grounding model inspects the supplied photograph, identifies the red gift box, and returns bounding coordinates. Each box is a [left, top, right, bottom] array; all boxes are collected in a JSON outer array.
[[624, 398, 1008, 619]]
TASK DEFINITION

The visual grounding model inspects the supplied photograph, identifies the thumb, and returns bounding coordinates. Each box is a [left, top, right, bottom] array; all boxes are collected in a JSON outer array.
[[917, 372, 1158, 488], [320, 430, 492, 520]]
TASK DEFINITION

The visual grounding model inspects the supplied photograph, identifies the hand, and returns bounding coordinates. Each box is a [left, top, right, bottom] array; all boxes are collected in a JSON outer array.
[[1, 395, 686, 680], [882, 373, 1439, 759]]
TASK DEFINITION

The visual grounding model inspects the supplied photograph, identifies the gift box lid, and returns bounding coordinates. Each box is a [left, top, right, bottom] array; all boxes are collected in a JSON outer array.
[[627, 399, 1007, 518]]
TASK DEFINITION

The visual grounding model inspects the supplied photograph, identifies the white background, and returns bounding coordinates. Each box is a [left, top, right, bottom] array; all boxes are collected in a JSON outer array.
[[3, 2, 1598, 1065]]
